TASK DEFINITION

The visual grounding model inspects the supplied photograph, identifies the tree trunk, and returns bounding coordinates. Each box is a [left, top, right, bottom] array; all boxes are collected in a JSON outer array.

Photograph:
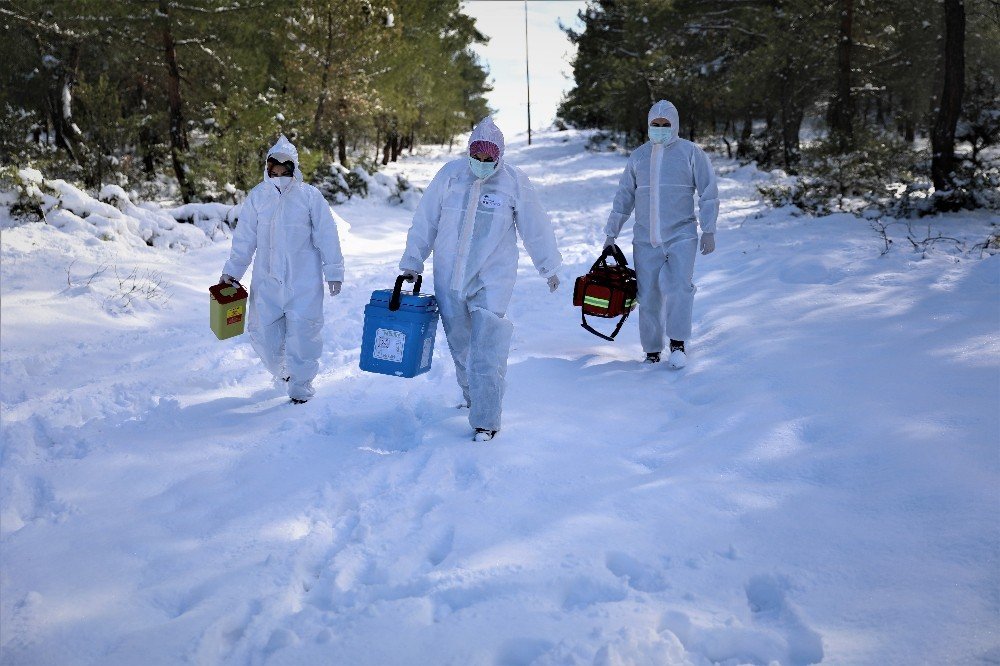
[[737, 112, 753, 159], [337, 130, 348, 167], [313, 8, 334, 135], [46, 88, 71, 162], [60, 43, 86, 155], [381, 136, 391, 165], [140, 125, 157, 177], [931, 0, 966, 191], [780, 101, 803, 172], [778, 57, 803, 171], [159, 0, 195, 203], [828, 0, 855, 151], [390, 132, 401, 162], [36, 37, 85, 165]]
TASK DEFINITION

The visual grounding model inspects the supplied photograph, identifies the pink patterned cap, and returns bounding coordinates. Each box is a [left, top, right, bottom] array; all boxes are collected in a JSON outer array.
[[469, 140, 500, 161]]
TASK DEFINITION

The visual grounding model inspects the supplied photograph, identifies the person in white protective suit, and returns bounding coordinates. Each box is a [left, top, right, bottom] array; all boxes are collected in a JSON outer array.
[[604, 100, 719, 369], [219, 134, 345, 404], [398, 117, 562, 442]]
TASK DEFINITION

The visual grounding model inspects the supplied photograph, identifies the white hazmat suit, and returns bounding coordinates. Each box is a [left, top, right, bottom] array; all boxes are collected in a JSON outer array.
[[223, 135, 345, 401], [605, 100, 719, 351], [399, 118, 562, 433]]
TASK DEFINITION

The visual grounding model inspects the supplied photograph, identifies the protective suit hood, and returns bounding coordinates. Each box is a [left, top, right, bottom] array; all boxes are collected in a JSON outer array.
[[648, 100, 680, 146], [264, 134, 302, 190], [469, 116, 505, 160]]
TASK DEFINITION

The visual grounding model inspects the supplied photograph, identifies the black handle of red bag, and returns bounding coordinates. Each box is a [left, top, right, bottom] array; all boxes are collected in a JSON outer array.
[[389, 274, 422, 311], [592, 243, 629, 272]]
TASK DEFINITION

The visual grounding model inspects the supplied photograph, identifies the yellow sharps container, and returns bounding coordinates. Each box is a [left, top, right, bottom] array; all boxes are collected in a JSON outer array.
[[209, 282, 249, 340]]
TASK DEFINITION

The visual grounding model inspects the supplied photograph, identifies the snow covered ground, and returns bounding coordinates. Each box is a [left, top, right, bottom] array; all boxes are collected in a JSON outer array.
[[1, 129, 998, 665]]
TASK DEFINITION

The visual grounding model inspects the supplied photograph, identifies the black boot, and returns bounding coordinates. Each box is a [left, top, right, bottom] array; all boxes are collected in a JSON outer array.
[[473, 428, 497, 442], [644, 352, 661, 363]]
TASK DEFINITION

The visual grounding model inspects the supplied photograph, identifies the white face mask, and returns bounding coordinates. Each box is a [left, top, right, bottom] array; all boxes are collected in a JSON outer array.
[[275, 176, 292, 189], [469, 156, 497, 179], [649, 126, 673, 144]]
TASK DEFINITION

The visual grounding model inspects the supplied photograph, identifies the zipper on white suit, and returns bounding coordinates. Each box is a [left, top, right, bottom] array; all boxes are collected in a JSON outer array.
[[267, 185, 289, 284], [649, 143, 664, 247], [451, 178, 483, 294]]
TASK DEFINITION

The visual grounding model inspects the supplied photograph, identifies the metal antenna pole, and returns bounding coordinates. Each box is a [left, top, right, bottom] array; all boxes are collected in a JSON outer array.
[[525, 0, 532, 145]]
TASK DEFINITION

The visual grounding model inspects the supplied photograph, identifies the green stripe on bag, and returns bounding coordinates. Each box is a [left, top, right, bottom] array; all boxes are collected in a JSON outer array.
[[584, 295, 610, 308]]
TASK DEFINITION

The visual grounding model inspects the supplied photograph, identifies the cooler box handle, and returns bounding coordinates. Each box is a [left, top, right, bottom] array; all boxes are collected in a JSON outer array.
[[389, 274, 422, 311]]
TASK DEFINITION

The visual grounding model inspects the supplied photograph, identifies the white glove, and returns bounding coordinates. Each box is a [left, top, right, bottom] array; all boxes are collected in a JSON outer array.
[[219, 273, 238, 286], [700, 233, 715, 255], [327, 281, 342, 296], [547, 274, 560, 292], [401, 269, 420, 280], [603, 236, 616, 249]]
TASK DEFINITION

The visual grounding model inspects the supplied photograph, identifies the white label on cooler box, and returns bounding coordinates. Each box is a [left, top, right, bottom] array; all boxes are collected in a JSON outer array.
[[373, 328, 406, 362], [420, 336, 433, 368]]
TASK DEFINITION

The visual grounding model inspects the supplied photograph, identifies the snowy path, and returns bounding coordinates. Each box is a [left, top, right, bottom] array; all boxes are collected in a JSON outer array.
[[2, 130, 998, 665]]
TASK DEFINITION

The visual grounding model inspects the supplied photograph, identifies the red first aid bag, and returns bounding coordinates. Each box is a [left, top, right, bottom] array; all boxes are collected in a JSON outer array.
[[572, 244, 638, 341]]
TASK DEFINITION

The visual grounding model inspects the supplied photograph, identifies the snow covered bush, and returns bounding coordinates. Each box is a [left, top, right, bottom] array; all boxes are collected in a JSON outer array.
[[957, 69, 1000, 169], [759, 126, 1000, 218], [0, 166, 46, 223], [387, 173, 420, 208], [312, 162, 366, 203], [167, 202, 241, 241], [585, 131, 623, 153], [935, 156, 1000, 212], [758, 132, 924, 216], [311, 160, 420, 207], [0, 168, 210, 249], [739, 126, 784, 169]]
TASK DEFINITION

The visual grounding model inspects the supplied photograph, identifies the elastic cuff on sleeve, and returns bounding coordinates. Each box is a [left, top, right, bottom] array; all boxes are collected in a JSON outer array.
[[222, 264, 247, 282], [604, 216, 626, 238], [538, 264, 561, 279], [399, 259, 424, 274]]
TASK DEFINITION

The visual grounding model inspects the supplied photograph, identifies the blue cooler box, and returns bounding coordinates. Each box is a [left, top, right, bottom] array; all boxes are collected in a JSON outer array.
[[360, 275, 440, 378]]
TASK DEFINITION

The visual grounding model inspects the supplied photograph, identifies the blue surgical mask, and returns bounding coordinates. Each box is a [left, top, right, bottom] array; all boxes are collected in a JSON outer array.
[[469, 157, 497, 179], [649, 126, 673, 144]]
